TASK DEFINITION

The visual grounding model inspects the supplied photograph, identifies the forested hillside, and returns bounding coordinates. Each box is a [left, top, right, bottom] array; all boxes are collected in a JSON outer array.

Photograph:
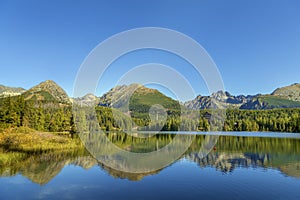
[[1, 81, 300, 133], [1, 95, 299, 133]]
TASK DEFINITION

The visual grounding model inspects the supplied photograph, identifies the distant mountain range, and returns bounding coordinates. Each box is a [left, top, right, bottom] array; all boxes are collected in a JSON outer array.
[[0, 84, 25, 98], [184, 84, 300, 110], [184, 91, 254, 109], [99, 82, 300, 110], [1, 80, 300, 110]]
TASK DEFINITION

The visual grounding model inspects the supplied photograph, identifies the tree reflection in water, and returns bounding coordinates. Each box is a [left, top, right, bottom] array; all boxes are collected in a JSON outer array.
[[0, 132, 299, 184]]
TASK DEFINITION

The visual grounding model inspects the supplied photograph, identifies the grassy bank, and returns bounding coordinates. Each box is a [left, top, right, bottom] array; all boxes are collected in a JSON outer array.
[[0, 127, 84, 152]]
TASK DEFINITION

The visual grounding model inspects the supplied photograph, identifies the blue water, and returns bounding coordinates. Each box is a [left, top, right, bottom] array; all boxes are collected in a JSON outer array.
[[152, 131, 300, 138], [0, 160, 299, 200], [1, 132, 300, 200]]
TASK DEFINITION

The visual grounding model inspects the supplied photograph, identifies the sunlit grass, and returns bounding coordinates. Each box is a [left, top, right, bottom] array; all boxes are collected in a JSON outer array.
[[0, 127, 84, 152]]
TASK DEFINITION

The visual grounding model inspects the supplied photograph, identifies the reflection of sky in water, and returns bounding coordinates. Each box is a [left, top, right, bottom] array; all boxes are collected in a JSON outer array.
[[0, 133, 299, 199], [0, 161, 299, 200]]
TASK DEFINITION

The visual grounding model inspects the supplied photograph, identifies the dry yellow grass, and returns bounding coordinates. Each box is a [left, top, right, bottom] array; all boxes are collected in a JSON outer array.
[[0, 127, 83, 152]]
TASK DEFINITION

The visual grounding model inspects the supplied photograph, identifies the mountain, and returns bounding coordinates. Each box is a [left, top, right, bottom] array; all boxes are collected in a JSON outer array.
[[128, 85, 180, 112], [241, 83, 300, 109], [184, 91, 254, 109], [240, 95, 300, 109], [271, 83, 300, 101], [99, 84, 141, 108], [99, 84, 180, 113], [22, 80, 71, 104], [2, 81, 300, 110], [185, 83, 300, 110], [0, 84, 25, 98], [72, 93, 98, 106], [99, 83, 300, 110]]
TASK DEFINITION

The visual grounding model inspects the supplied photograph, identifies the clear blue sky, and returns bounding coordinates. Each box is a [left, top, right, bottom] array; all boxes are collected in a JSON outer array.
[[1, 0, 300, 100]]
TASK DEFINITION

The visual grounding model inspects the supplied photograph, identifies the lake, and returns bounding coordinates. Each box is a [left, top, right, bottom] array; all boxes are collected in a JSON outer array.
[[0, 132, 300, 200]]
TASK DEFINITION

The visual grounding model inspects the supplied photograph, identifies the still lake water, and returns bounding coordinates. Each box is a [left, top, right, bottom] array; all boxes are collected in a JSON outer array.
[[1, 132, 300, 200]]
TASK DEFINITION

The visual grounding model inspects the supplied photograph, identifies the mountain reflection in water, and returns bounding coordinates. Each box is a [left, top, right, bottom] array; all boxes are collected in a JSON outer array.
[[0, 132, 299, 184]]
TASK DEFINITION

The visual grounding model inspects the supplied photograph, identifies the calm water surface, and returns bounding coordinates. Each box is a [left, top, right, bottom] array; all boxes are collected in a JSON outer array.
[[1, 132, 300, 200]]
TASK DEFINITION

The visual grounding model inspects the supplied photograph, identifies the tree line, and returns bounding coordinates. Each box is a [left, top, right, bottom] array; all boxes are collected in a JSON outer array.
[[1, 96, 300, 133], [0, 96, 75, 133]]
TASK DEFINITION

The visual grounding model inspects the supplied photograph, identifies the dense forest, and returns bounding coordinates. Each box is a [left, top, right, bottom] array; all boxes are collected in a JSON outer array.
[[0, 96, 75, 133], [0, 95, 300, 133], [131, 108, 300, 132]]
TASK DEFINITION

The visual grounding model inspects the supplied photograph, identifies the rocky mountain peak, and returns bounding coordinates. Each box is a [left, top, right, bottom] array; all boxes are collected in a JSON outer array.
[[99, 83, 150, 107], [24, 80, 71, 104], [271, 83, 300, 101], [72, 93, 98, 106]]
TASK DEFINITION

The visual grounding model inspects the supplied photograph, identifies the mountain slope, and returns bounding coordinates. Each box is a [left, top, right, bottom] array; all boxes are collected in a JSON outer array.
[[129, 85, 181, 113], [99, 84, 141, 108], [98, 83, 181, 126], [0, 84, 25, 98], [22, 80, 71, 104], [240, 95, 300, 109], [72, 93, 97, 106], [99, 84, 180, 112], [184, 91, 253, 109], [2, 81, 300, 110], [185, 83, 300, 110], [271, 83, 300, 101]]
